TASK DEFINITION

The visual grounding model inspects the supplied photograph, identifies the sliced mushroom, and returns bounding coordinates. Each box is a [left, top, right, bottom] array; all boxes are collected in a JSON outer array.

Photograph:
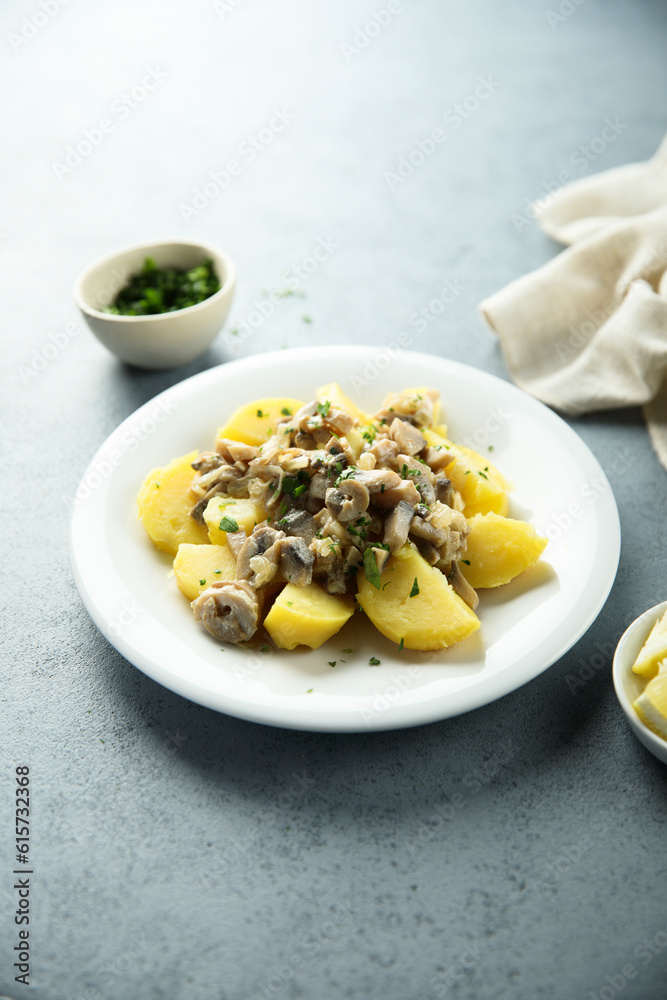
[[324, 408, 355, 436], [343, 545, 363, 576], [291, 401, 320, 431], [395, 455, 436, 505], [424, 446, 455, 471], [353, 469, 402, 494], [409, 515, 447, 546], [416, 541, 440, 565], [236, 525, 285, 586], [275, 536, 314, 586], [371, 546, 390, 573], [325, 480, 370, 523], [383, 500, 414, 551], [216, 438, 259, 464], [370, 438, 399, 466], [294, 431, 316, 450], [449, 562, 479, 611], [191, 451, 224, 474], [191, 581, 261, 643], [372, 479, 421, 510], [225, 527, 247, 558], [434, 476, 454, 507], [374, 388, 439, 428], [277, 509, 318, 544], [389, 419, 427, 456]]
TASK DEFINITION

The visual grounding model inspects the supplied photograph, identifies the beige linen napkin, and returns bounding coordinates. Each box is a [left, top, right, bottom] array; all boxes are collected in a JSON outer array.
[[481, 136, 667, 469]]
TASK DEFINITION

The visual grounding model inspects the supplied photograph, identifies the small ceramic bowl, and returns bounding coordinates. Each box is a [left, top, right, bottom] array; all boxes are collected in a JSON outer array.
[[613, 600, 667, 765], [73, 239, 236, 369]]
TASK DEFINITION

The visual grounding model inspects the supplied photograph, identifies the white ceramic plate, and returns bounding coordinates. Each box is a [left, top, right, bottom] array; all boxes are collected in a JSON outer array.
[[69, 346, 620, 732], [613, 601, 667, 765]]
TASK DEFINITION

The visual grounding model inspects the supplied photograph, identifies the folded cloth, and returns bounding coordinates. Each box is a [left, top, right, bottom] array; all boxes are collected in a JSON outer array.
[[480, 136, 667, 469]]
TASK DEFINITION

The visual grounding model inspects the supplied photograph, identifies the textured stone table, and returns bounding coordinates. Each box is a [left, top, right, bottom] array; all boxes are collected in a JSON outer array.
[[3, 0, 667, 997]]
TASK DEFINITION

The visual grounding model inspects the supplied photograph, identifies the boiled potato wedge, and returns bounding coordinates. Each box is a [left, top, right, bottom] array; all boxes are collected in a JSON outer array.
[[264, 582, 354, 650], [217, 397, 304, 446], [173, 543, 237, 601], [356, 543, 480, 650], [204, 496, 265, 543], [137, 451, 209, 555], [461, 513, 548, 589], [315, 382, 371, 425], [423, 430, 509, 516]]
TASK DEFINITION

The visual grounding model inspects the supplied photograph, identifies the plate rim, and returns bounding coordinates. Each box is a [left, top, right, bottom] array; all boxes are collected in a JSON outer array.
[[69, 345, 621, 732]]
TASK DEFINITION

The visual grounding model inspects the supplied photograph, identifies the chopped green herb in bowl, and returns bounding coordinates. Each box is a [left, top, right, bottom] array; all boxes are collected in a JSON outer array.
[[103, 256, 220, 316]]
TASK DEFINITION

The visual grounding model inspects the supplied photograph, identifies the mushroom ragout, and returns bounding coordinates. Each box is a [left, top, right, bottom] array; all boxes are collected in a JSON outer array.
[[187, 388, 476, 645]]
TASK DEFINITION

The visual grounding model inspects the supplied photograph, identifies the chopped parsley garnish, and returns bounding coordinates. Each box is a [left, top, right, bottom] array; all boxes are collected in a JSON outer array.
[[328, 661, 336, 667], [281, 407, 293, 416], [260, 644, 270, 653], [103, 256, 220, 315], [282, 473, 309, 496], [306, 688, 313, 693], [462, 559, 471, 566], [154, 483, 160, 489], [363, 548, 381, 589], [316, 400, 331, 417], [199, 579, 206, 586], [409, 577, 420, 597], [398, 637, 404, 652], [214, 569, 222, 574], [343, 648, 352, 654], [380, 483, 385, 493], [256, 409, 265, 418], [488, 445, 494, 452], [219, 516, 239, 532], [369, 656, 381, 666], [478, 471, 489, 479], [287, 601, 293, 606]]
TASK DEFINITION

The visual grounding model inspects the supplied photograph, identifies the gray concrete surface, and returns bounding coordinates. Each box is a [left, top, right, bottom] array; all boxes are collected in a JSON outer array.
[[3, 0, 667, 997]]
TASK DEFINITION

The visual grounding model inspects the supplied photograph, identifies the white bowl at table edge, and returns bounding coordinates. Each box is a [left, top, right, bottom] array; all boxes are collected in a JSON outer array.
[[613, 600, 667, 764]]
